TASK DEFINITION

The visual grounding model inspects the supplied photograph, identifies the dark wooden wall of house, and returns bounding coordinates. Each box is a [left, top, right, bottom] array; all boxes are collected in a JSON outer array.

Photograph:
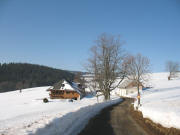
[[49, 90, 80, 99]]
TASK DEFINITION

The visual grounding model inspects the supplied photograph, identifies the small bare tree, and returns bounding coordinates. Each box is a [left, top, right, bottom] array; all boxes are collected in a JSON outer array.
[[86, 33, 126, 100], [125, 54, 150, 105], [16, 82, 23, 93], [166, 61, 179, 80]]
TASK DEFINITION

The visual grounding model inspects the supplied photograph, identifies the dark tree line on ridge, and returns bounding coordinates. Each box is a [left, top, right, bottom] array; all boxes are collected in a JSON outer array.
[[0, 63, 74, 92]]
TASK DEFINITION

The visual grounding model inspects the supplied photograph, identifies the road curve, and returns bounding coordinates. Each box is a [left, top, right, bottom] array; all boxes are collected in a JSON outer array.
[[78, 98, 149, 135]]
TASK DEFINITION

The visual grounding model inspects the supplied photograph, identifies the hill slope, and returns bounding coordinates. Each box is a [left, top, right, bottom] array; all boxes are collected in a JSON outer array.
[[0, 63, 74, 92]]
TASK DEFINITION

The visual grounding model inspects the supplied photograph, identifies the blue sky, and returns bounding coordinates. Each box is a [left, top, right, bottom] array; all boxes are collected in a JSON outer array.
[[0, 0, 180, 72]]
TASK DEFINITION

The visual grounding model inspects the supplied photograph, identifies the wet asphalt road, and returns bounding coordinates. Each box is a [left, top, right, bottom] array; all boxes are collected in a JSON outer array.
[[78, 98, 149, 135]]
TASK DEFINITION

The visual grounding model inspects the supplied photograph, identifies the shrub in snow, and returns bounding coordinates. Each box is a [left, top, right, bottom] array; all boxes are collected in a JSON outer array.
[[43, 98, 48, 103]]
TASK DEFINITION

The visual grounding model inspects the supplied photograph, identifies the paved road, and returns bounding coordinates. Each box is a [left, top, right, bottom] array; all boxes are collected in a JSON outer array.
[[78, 98, 150, 135]]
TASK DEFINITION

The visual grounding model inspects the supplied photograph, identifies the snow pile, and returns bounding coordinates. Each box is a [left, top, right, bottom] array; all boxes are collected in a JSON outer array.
[[32, 98, 122, 135], [0, 86, 121, 135], [134, 72, 180, 129]]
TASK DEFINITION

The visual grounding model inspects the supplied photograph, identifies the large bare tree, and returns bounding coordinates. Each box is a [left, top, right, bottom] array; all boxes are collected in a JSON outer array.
[[86, 33, 126, 100], [125, 54, 150, 105], [166, 61, 179, 80]]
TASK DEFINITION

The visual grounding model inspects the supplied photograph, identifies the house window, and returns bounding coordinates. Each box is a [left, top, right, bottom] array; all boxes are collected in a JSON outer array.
[[55, 91, 59, 94], [66, 91, 70, 94], [59, 91, 64, 94], [52, 91, 56, 94]]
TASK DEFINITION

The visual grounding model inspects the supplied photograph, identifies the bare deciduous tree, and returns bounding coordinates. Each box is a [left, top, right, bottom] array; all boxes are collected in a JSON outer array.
[[166, 61, 179, 80], [125, 54, 150, 105], [86, 33, 126, 100], [16, 81, 23, 93]]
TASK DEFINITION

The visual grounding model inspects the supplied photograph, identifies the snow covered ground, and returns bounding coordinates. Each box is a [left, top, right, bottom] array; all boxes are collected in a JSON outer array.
[[0, 86, 121, 135], [134, 72, 180, 129], [1, 72, 179, 134]]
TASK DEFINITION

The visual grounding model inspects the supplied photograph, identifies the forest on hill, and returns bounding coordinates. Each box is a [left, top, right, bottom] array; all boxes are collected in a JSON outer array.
[[0, 63, 75, 92]]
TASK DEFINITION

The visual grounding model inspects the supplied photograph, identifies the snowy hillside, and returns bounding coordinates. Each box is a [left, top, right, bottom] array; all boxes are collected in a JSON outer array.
[[134, 72, 180, 129], [0, 86, 121, 135]]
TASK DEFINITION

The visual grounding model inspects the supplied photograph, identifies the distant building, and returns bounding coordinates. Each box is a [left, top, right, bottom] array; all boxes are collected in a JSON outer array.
[[49, 80, 82, 100], [117, 80, 144, 97]]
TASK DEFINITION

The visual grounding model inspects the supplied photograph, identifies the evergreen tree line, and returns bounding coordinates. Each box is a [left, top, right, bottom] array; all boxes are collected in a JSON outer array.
[[0, 63, 74, 92]]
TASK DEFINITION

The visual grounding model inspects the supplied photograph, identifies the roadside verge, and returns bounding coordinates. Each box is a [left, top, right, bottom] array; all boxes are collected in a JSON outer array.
[[131, 105, 180, 135]]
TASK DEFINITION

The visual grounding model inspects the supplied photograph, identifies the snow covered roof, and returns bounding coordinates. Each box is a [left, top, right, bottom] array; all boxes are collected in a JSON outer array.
[[52, 80, 81, 94], [53, 80, 64, 89], [118, 79, 133, 88], [119, 79, 143, 89]]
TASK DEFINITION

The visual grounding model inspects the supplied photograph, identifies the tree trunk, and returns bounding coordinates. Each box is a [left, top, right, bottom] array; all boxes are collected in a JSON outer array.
[[104, 90, 110, 101], [96, 95, 99, 103], [137, 82, 140, 105]]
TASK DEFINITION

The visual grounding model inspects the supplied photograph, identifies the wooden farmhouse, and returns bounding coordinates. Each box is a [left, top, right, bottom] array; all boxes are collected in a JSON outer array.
[[49, 80, 82, 100], [117, 80, 144, 97]]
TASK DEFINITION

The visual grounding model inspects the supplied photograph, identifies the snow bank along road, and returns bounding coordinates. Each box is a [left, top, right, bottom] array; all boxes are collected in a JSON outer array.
[[0, 86, 122, 135], [134, 73, 180, 129], [32, 98, 122, 135]]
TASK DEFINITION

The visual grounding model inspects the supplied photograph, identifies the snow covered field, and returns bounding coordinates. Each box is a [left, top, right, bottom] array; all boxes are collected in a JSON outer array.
[[134, 72, 180, 129], [1, 72, 179, 135], [0, 86, 121, 135]]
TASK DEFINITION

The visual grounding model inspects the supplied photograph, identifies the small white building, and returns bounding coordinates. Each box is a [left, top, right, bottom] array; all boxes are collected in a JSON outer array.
[[116, 80, 144, 97]]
